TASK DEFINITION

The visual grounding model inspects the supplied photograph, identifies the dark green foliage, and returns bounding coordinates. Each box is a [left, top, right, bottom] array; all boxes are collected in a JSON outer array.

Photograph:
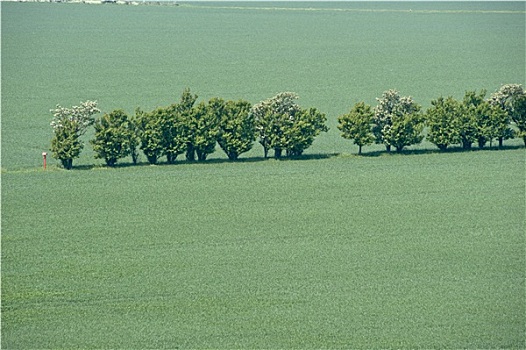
[[463, 89, 513, 148], [485, 104, 513, 147], [153, 89, 200, 163], [134, 89, 201, 164], [135, 107, 164, 164], [462, 90, 488, 149], [384, 111, 425, 153], [457, 111, 479, 150], [128, 114, 141, 164], [337, 102, 375, 155], [189, 99, 221, 161], [425, 96, 462, 151], [285, 107, 328, 157], [91, 109, 134, 167], [511, 93, 526, 146], [217, 99, 255, 160], [156, 107, 180, 164], [373, 90, 423, 152], [166, 88, 200, 162], [50, 119, 83, 170]]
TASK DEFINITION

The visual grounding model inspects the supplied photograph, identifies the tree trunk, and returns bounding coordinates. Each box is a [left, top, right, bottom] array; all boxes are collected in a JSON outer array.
[[462, 140, 472, 150], [227, 151, 238, 161], [106, 158, 117, 167], [498, 137, 503, 148], [62, 158, 73, 170], [358, 145, 362, 155], [131, 149, 139, 164], [186, 144, 195, 161], [166, 152, 177, 164], [146, 154, 157, 164], [385, 144, 391, 153], [197, 150, 207, 161], [523, 136, 526, 147], [478, 138, 486, 149], [438, 144, 448, 152], [396, 145, 404, 153], [274, 148, 282, 159]]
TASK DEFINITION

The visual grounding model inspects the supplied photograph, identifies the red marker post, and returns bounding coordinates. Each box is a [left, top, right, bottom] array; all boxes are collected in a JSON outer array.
[[42, 152, 47, 170]]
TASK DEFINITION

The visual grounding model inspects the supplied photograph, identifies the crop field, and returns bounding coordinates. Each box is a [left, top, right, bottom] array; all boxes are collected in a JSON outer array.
[[1, 1, 525, 348]]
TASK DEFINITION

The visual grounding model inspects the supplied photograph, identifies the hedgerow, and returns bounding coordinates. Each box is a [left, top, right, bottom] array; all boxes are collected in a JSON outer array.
[[50, 84, 525, 169]]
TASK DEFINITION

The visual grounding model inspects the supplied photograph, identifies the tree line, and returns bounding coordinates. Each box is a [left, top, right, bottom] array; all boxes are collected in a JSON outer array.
[[50, 84, 525, 169], [338, 84, 526, 154], [49, 90, 328, 169]]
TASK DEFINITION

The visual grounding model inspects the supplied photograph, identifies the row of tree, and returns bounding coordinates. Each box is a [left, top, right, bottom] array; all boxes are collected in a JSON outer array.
[[50, 84, 525, 169], [49, 90, 328, 169], [338, 84, 526, 154]]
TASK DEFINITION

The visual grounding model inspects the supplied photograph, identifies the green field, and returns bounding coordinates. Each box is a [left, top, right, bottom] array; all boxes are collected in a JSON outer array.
[[2, 1, 525, 348], [3, 151, 525, 348], [1, 1, 525, 169]]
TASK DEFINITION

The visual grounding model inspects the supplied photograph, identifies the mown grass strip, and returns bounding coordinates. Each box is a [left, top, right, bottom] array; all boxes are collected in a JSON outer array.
[[181, 4, 526, 15]]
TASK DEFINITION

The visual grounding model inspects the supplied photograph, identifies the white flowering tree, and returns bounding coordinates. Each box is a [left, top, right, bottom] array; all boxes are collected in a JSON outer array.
[[251, 92, 328, 158], [489, 84, 526, 146], [373, 90, 423, 152], [251, 92, 301, 158], [50, 100, 100, 169]]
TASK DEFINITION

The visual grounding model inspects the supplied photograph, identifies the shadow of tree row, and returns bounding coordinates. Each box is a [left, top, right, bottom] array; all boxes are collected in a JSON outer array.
[[69, 144, 525, 171]]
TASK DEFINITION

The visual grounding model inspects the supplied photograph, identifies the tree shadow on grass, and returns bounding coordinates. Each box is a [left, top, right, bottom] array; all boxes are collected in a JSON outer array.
[[70, 152, 341, 170], [69, 144, 524, 170], [358, 144, 525, 158]]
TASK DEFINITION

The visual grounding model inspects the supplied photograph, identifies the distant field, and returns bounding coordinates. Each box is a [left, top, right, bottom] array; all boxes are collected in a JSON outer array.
[[1, 1, 525, 348], [1, 1, 524, 169]]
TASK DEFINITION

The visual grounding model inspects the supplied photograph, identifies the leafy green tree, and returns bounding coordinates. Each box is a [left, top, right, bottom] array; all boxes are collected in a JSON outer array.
[[135, 89, 198, 165], [485, 103, 513, 147], [50, 119, 84, 170], [462, 90, 487, 149], [457, 112, 478, 150], [373, 89, 422, 152], [285, 107, 328, 157], [169, 88, 199, 161], [489, 84, 525, 146], [383, 110, 424, 152], [128, 114, 140, 164], [465, 90, 513, 149], [217, 99, 255, 160], [189, 99, 221, 161], [511, 93, 526, 146], [135, 107, 164, 164], [50, 100, 100, 169], [91, 109, 134, 166], [282, 107, 328, 157], [337, 101, 374, 155], [153, 106, 185, 164], [425, 96, 462, 151]]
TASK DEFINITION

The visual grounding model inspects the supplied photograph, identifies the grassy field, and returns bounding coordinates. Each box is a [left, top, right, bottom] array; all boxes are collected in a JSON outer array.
[[1, 1, 525, 169], [2, 150, 525, 348], [1, 1, 525, 348]]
